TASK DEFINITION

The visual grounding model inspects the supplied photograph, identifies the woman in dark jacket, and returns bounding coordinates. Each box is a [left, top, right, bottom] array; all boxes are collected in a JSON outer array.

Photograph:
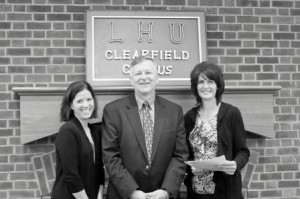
[[184, 62, 249, 199], [51, 81, 105, 199]]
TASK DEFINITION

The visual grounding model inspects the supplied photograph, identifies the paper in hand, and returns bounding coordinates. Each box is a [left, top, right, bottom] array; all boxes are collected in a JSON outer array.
[[185, 155, 226, 171]]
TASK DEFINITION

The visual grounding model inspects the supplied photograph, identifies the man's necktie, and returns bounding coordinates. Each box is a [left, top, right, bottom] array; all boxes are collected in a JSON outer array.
[[141, 101, 154, 165]]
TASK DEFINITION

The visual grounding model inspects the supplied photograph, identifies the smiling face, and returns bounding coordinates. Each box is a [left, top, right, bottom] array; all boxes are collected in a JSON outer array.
[[71, 89, 95, 121], [130, 59, 158, 97], [197, 74, 218, 102]]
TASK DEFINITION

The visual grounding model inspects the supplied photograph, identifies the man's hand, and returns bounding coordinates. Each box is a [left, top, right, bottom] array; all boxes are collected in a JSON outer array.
[[131, 190, 147, 199], [219, 160, 237, 175], [146, 189, 169, 199]]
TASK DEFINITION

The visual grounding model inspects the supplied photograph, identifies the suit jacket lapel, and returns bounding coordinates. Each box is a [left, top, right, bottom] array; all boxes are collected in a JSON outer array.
[[125, 95, 148, 161], [151, 97, 165, 162]]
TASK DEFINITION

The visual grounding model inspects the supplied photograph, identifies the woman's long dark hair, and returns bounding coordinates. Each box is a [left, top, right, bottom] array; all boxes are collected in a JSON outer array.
[[60, 81, 98, 121], [190, 61, 225, 105]]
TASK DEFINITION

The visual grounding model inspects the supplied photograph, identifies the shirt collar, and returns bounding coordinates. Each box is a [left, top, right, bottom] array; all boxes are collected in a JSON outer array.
[[135, 94, 155, 111]]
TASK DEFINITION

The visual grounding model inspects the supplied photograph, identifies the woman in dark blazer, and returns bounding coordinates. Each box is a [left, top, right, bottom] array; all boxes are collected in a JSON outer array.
[[184, 62, 250, 199], [51, 81, 105, 199]]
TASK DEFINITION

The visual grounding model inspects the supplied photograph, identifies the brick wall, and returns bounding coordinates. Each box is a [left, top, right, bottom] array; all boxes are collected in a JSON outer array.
[[0, 0, 300, 198]]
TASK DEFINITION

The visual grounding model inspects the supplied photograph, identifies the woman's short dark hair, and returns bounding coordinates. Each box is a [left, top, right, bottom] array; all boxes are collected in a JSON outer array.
[[60, 81, 98, 122], [190, 61, 225, 105]]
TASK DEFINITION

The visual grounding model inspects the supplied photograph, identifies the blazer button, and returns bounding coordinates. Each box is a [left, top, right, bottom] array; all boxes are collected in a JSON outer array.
[[145, 165, 149, 170]]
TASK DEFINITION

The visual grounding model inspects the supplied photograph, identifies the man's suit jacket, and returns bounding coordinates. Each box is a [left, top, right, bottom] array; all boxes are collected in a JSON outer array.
[[184, 102, 250, 199], [102, 95, 188, 199]]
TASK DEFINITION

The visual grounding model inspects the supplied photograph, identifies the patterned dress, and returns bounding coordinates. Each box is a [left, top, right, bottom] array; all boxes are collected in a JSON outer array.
[[189, 111, 218, 194]]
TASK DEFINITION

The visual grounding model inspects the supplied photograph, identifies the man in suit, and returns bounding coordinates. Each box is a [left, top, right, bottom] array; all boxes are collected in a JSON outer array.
[[102, 56, 188, 199]]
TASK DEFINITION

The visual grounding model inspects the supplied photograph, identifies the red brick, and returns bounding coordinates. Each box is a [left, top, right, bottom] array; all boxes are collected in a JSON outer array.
[[73, 14, 85, 21], [8, 66, 32, 73], [0, 164, 14, 172], [73, 48, 84, 56], [43, 154, 55, 180], [274, 33, 295, 39], [275, 49, 295, 56], [276, 114, 297, 122], [14, 181, 27, 189], [46, 48, 71, 56], [238, 32, 260, 39], [53, 5, 65, 12], [261, 17, 271, 23], [255, 8, 277, 15], [7, 14, 32, 21], [275, 65, 296, 72], [283, 172, 294, 180], [224, 73, 242, 80], [277, 164, 299, 171], [67, 74, 85, 81], [27, 22, 51, 30], [278, 147, 299, 155], [0, 22, 10, 29], [0, 93, 11, 101], [10, 172, 35, 180], [8, 120, 20, 128], [246, 190, 259, 198], [33, 31, 46, 38], [34, 14, 46, 21], [239, 49, 260, 55], [220, 40, 241, 47], [207, 48, 224, 55], [0, 182, 12, 190], [273, 1, 293, 7], [49, 0, 72, 3], [66, 57, 85, 64], [73, 31, 84, 38], [259, 156, 280, 164], [249, 182, 264, 189], [207, 32, 223, 39], [237, 16, 259, 23], [28, 5, 51, 12], [27, 75, 51, 82], [257, 73, 278, 80], [67, 5, 89, 12], [0, 111, 14, 119], [242, 163, 255, 188], [67, 22, 85, 29], [10, 155, 32, 163], [278, 180, 299, 188], [199, 0, 222, 6], [47, 14, 71, 21], [187, 0, 197, 6], [26, 57, 50, 64], [8, 190, 35, 198], [261, 190, 282, 197], [46, 31, 71, 38], [239, 65, 260, 72], [8, 0, 31, 3], [260, 173, 282, 180], [0, 58, 10, 65]]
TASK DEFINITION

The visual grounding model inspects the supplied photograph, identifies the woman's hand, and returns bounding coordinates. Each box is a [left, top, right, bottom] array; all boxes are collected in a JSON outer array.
[[218, 160, 237, 175], [191, 166, 208, 175]]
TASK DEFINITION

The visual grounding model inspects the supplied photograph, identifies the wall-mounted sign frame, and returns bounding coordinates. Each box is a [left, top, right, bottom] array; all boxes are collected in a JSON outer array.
[[86, 10, 207, 87]]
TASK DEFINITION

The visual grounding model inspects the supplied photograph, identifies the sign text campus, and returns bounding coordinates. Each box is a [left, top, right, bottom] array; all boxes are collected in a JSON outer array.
[[86, 11, 206, 87]]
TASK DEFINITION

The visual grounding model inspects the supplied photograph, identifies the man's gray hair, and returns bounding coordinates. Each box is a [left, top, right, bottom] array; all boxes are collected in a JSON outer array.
[[130, 55, 156, 68]]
